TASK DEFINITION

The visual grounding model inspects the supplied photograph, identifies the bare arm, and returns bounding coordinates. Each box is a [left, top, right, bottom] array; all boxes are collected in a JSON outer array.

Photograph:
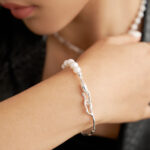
[[1, 34, 150, 150], [0, 68, 91, 150]]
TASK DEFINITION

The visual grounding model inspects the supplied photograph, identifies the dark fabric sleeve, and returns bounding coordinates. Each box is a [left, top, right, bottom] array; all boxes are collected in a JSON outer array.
[[117, 1, 150, 150], [54, 133, 118, 150]]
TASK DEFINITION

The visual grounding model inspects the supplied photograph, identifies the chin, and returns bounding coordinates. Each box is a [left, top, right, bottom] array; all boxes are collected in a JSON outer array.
[[25, 26, 55, 35], [23, 18, 69, 35]]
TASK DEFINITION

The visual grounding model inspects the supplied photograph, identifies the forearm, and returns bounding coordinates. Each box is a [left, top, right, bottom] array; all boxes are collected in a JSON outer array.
[[0, 68, 91, 150]]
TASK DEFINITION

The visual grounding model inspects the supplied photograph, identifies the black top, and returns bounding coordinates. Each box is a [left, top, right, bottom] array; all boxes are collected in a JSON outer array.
[[0, 1, 150, 150]]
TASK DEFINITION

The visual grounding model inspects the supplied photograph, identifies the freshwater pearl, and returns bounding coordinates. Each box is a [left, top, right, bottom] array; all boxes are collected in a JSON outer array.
[[142, 0, 146, 3], [68, 59, 74, 64], [64, 60, 69, 66], [138, 11, 144, 18], [140, 5, 146, 11], [70, 62, 79, 69], [129, 30, 142, 38], [61, 64, 65, 69], [62, 59, 81, 74], [73, 67, 81, 74], [131, 24, 138, 30], [135, 18, 141, 24]]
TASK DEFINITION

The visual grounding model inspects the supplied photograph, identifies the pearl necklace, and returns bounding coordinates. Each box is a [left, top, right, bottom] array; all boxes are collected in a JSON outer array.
[[52, 0, 147, 54]]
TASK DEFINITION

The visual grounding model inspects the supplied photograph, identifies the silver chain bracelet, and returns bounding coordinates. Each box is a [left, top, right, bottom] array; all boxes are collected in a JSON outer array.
[[61, 59, 96, 136]]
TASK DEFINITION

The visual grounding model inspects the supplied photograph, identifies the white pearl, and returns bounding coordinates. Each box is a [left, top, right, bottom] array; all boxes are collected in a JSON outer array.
[[70, 62, 79, 69], [135, 17, 141, 24], [131, 24, 138, 30], [138, 11, 144, 18], [64, 60, 69, 66], [73, 67, 81, 74], [129, 30, 142, 38], [61, 64, 65, 69], [140, 5, 146, 12], [142, 0, 147, 5], [68, 59, 75, 64]]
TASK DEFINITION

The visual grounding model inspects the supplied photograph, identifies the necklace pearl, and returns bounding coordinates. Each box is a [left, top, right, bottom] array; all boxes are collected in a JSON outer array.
[[53, 0, 147, 54], [129, 0, 147, 32]]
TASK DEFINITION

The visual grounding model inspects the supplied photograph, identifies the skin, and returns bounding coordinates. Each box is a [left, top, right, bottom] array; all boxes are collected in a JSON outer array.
[[23, 0, 89, 34], [1, 0, 143, 139], [0, 0, 145, 141], [38, 0, 141, 138], [0, 0, 150, 149]]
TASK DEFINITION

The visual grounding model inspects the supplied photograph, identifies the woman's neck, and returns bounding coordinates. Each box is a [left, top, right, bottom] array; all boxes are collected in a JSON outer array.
[[47, 0, 142, 51]]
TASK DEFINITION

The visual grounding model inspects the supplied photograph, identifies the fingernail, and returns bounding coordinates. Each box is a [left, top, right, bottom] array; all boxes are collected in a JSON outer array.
[[128, 30, 142, 39]]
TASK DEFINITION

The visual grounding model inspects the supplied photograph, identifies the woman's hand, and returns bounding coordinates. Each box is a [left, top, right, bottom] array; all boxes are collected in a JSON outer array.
[[77, 34, 150, 125]]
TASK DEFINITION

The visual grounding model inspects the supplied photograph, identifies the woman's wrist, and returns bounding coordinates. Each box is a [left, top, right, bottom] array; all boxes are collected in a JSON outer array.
[[61, 59, 96, 136], [59, 67, 94, 133], [0, 64, 95, 150], [76, 58, 107, 125]]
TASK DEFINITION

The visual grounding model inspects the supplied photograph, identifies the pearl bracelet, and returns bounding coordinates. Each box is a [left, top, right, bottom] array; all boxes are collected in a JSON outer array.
[[61, 59, 96, 136]]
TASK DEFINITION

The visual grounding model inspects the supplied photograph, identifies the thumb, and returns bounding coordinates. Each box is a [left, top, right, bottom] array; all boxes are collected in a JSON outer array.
[[105, 31, 141, 45]]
